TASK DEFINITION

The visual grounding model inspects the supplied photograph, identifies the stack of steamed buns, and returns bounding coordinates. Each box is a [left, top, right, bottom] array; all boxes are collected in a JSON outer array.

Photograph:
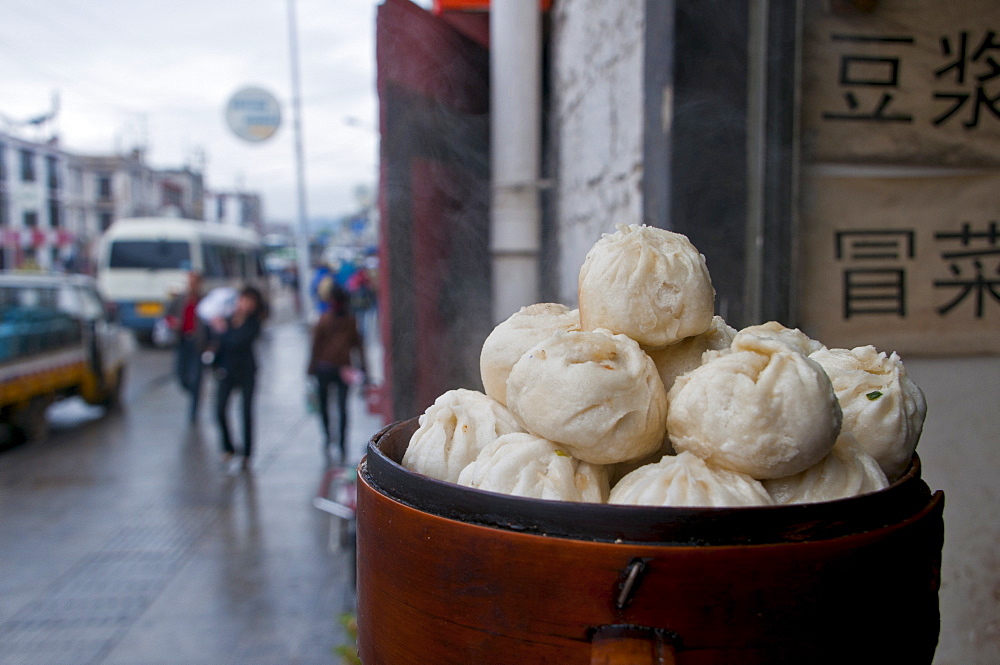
[[401, 224, 927, 507]]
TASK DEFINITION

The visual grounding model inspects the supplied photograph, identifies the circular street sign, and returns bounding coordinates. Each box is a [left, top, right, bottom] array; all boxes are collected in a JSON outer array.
[[225, 86, 282, 142]]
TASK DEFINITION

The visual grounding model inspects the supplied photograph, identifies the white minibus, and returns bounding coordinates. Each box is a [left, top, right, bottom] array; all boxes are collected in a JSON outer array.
[[95, 217, 267, 341]]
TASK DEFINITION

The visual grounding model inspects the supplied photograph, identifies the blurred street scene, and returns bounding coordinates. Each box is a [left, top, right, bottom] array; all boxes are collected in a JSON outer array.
[[0, 288, 382, 665], [1, 1, 998, 663]]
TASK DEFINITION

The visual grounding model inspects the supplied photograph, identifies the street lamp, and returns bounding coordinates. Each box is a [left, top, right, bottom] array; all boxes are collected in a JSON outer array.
[[287, 0, 313, 321]]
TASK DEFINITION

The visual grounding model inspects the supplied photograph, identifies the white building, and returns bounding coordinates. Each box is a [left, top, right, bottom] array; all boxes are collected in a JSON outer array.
[[0, 133, 76, 272], [0, 131, 225, 273], [204, 189, 264, 234]]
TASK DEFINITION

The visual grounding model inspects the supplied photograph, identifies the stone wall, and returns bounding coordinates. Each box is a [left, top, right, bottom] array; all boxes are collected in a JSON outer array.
[[549, 0, 645, 305]]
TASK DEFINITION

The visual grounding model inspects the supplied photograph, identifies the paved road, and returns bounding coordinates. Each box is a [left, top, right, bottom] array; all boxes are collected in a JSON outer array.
[[0, 295, 384, 665]]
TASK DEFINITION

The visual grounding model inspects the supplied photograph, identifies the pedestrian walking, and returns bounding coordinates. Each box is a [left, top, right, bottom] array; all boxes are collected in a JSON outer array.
[[307, 284, 367, 466], [165, 271, 207, 422], [288, 265, 302, 315], [211, 286, 267, 471], [310, 261, 335, 316]]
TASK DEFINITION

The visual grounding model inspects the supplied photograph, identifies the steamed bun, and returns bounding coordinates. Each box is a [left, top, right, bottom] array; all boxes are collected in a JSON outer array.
[[479, 303, 580, 405], [667, 348, 842, 479], [506, 328, 668, 465], [612, 318, 737, 485], [763, 435, 888, 504], [402, 389, 524, 483], [809, 346, 926, 481], [646, 315, 737, 393], [609, 451, 773, 507], [731, 321, 826, 356], [578, 224, 715, 348], [457, 432, 609, 503]]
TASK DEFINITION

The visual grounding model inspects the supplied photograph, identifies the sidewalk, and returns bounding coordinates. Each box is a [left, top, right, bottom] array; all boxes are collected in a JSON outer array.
[[0, 290, 386, 665]]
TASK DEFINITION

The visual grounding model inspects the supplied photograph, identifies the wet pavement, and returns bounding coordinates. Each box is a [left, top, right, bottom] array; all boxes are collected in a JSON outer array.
[[0, 293, 384, 665]]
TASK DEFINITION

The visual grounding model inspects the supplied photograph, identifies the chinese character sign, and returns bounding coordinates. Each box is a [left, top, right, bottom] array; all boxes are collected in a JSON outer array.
[[802, 1, 1000, 165], [836, 229, 915, 318], [821, 34, 916, 124], [933, 222, 1000, 318], [933, 30, 1000, 128], [799, 174, 1000, 354]]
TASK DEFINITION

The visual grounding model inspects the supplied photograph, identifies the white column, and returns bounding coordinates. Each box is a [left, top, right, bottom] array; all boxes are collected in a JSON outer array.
[[490, 0, 542, 324]]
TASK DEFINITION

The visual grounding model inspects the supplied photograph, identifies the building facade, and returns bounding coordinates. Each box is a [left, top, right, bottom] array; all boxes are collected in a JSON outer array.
[[0, 131, 262, 274], [545, 3, 998, 663], [377, 3, 997, 662], [0, 134, 74, 272]]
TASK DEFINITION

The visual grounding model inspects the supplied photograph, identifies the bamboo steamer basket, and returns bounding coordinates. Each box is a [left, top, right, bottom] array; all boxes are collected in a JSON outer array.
[[356, 419, 944, 665]]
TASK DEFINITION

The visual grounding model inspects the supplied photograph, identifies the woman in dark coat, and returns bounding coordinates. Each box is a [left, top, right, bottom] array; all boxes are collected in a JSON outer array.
[[308, 284, 367, 466], [211, 286, 266, 470]]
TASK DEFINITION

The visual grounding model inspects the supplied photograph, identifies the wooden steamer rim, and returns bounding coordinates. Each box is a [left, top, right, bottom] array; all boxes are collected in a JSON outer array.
[[362, 418, 938, 546]]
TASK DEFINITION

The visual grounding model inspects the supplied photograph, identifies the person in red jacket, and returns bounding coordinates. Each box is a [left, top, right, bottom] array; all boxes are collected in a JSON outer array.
[[307, 284, 367, 466], [165, 271, 207, 423]]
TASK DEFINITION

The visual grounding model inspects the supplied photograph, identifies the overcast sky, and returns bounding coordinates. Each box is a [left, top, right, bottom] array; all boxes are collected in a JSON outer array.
[[0, 0, 428, 224]]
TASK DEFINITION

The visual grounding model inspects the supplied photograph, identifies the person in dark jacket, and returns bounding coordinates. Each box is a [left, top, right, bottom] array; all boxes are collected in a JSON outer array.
[[308, 284, 367, 466], [211, 286, 266, 470]]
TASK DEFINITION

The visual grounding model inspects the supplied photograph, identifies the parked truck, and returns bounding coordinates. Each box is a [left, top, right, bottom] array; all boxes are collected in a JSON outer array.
[[0, 272, 134, 447]]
